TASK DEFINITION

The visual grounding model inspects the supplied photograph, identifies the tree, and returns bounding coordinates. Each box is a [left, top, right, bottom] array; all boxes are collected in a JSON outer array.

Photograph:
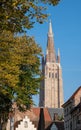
[[0, 0, 60, 33], [0, 0, 60, 111], [0, 31, 42, 127]]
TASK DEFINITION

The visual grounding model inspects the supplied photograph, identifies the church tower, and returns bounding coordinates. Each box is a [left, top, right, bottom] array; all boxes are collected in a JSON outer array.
[[39, 21, 64, 108]]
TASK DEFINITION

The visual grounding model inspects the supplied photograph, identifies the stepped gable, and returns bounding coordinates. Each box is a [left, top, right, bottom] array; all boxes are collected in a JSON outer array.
[[16, 116, 36, 130], [10, 106, 52, 130], [13, 108, 37, 129]]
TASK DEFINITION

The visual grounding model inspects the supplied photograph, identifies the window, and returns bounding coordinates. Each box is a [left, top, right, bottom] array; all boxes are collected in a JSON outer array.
[[49, 72, 51, 78], [70, 122, 72, 130], [24, 121, 28, 128], [55, 73, 58, 78], [64, 109, 66, 115], [52, 73, 54, 78]]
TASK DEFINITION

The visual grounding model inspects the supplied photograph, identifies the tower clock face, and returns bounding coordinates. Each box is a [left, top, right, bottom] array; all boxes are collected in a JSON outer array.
[[24, 121, 28, 128]]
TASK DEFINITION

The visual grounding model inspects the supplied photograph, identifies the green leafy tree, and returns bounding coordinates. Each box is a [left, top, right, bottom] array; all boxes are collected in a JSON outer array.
[[0, 0, 60, 33], [0, 0, 60, 111], [0, 31, 42, 127]]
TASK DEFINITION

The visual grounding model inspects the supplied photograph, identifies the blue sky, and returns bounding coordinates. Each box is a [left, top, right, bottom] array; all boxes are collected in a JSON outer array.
[[27, 0, 81, 106]]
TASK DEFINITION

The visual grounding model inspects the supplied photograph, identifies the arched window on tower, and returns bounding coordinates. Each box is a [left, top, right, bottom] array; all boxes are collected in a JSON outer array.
[[49, 72, 51, 78], [55, 73, 58, 78], [52, 73, 54, 78]]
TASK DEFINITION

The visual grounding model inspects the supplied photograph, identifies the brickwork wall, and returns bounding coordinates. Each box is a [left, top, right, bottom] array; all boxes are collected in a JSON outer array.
[[44, 62, 64, 108]]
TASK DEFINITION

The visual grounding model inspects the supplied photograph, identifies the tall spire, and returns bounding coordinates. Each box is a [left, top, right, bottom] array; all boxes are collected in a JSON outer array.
[[48, 20, 53, 36], [39, 20, 64, 108], [57, 48, 60, 63], [46, 20, 56, 63]]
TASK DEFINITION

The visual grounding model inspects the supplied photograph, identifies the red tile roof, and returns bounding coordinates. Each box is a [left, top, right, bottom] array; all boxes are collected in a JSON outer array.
[[32, 107, 52, 122]]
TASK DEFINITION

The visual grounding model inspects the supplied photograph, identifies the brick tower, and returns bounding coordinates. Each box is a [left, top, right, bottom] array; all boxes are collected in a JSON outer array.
[[39, 21, 64, 108]]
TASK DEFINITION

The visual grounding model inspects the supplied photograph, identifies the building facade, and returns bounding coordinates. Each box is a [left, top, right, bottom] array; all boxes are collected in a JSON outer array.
[[39, 21, 64, 108], [62, 86, 81, 130]]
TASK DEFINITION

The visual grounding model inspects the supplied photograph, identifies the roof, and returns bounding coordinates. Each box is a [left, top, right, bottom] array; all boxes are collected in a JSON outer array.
[[32, 107, 52, 129], [32, 107, 52, 122], [70, 102, 81, 114], [14, 107, 52, 129], [48, 108, 64, 121], [46, 121, 64, 130], [13, 107, 64, 130], [62, 86, 81, 107], [14, 109, 37, 129]]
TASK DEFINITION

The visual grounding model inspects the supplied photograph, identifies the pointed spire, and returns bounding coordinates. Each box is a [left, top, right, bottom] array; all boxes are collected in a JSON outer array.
[[58, 48, 60, 57], [57, 48, 60, 63], [46, 20, 56, 63], [48, 19, 53, 36]]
